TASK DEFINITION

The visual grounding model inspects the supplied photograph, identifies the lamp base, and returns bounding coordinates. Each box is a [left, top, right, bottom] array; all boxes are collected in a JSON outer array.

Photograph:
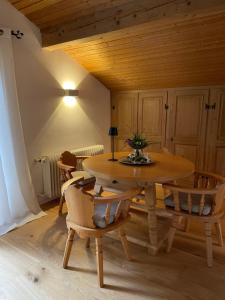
[[108, 158, 118, 161]]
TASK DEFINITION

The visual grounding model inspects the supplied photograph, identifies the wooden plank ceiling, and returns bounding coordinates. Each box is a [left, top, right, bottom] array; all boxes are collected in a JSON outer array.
[[9, 0, 225, 90]]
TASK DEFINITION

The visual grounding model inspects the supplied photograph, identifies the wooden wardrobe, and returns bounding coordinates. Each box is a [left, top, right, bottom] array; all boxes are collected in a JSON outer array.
[[111, 87, 225, 176]]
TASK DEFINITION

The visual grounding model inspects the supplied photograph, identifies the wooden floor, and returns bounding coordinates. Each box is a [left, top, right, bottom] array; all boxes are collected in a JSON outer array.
[[1, 202, 225, 300]]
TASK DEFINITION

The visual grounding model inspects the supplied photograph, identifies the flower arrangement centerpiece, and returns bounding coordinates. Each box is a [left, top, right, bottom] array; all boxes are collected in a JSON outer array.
[[123, 133, 151, 164]]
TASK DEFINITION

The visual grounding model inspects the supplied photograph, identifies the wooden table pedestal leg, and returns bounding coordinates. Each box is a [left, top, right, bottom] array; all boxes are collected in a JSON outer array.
[[145, 183, 158, 255]]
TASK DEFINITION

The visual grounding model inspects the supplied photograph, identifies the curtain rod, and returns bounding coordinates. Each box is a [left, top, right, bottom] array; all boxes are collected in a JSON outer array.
[[0, 29, 24, 39]]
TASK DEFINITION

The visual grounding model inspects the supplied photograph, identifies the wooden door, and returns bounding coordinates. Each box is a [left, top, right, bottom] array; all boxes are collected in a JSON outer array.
[[111, 92, 138, 151], [167, 88, 209, 170], [138, 91, 168, 152], [206, 88, 225, 176]]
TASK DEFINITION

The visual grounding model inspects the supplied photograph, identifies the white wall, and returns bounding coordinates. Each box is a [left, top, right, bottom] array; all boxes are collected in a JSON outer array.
[[0, 0, 111, 197]]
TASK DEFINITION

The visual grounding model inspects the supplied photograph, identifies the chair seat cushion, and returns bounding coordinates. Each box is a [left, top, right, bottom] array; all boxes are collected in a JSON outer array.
[[93, 202, 118, 228], [164, 192, 213, 216]]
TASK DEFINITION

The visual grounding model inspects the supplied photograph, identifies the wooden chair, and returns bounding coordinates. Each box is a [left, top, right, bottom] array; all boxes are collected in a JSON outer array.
[[57, 151, 95, 215], [62, 178, 141, 287], [163, 171, 225, 267]]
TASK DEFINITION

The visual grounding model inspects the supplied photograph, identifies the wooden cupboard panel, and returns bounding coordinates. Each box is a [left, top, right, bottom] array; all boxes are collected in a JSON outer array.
[[142, 98, 161, 134], [218, 96, 225, 140], [147, 143, 162, 153], [168, 88, 209, 170], [206, 88, 225, 175], [116, 138, 131, 152], [174, 95, 202, 139], [112, 92, 138, 136], [115, 139, 161, 152], [111, 92, 138, 151], [138, 91, 167, 152], [111, 87, 225, 176], [117, 99, 134, 135], [215, 148, 225, 176], [174, 144, 198, 165]]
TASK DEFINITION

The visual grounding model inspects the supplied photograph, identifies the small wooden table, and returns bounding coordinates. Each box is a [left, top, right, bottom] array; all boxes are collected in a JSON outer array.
[[83, 152, 194, 255]]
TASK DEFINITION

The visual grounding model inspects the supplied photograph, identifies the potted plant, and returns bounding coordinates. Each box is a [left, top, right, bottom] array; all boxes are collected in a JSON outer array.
[[125, 133, 150, 163]]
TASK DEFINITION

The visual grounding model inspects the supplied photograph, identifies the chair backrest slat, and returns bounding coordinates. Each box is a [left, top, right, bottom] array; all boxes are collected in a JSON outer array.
[[187, 193, 192, 214], [105, 203, 112, 225], [164, 171, 225, 217], [65, 182, 140, 229], [214, 183, 225, 214], [115, 200, 124, 222], [199, 194, 205, 216], [173, 191, 180, 212], [202, 176, 207, 188], [194, 171, 220, 189], [194, 172, 200, 188], [123, 200, 131, 218]]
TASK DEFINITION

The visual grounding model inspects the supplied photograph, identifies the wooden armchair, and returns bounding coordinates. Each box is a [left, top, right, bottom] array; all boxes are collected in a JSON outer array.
[[57, 151, 95, 215], [163, 171, 225, 267], [63, 178, 141, 287]]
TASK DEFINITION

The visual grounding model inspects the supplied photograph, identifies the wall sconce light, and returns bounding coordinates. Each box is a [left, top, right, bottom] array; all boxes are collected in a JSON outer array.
[[64, 89, 79, 97], [63, 89, 79, 107]]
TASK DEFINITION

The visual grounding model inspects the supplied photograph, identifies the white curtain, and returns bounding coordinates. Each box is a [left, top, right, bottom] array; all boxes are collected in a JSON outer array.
[[0, 28, 45, 235]]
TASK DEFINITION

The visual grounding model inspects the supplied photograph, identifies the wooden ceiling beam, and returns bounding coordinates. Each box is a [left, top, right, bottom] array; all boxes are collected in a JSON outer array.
[[11, 0, 63, 15], [42, 0, 225, 47]]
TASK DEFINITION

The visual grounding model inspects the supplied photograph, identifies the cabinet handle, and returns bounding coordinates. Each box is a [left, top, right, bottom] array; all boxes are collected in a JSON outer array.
[[205, 103, 216, 110], [211, 103, 216, 110], [170, 137, 174, 142], [165, 104, 169, 110]]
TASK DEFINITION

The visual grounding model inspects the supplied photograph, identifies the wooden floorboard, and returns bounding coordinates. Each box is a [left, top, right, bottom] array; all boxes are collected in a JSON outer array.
[[0, 204, 225, 300]]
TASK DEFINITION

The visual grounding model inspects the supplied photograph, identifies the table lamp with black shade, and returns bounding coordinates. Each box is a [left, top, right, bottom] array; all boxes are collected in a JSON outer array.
[[108, 127, 118, 161]]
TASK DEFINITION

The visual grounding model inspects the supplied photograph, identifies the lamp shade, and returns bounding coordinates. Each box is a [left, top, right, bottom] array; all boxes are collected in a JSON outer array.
[[108, 127, 118, 136]]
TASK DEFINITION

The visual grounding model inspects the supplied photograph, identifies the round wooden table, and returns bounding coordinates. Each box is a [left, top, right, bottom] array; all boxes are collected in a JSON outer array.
[[83, 152, 194, 254]]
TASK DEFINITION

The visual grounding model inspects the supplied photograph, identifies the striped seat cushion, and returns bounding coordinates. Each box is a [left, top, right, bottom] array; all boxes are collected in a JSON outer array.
[[93, 202, 118, 228], [164, 192, 213, 216]]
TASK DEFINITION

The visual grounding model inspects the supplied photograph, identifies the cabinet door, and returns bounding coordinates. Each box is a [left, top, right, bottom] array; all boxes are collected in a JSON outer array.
[[168, 88, 209, 170], [111, 92, 138, 151], [206, 88, 225, 176], [138, 91, 168, 152]]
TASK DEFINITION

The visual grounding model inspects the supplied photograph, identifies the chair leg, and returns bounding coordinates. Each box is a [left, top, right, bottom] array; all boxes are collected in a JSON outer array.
[[215, 221, 223, 247], [184, 217, 190, 233], [85, 237, 91, 249], [58, 195, 65, 216], [63, 229, 75, 268], [204, 222, 213, 267], [95, 237, 104, 288], [119, 227, 131, 261], [166, 215, 181, 253], [167, 227, 176, 253]]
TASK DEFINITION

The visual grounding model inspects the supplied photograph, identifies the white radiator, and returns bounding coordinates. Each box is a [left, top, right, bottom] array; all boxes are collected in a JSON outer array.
[[39, 145, 104, 200]]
